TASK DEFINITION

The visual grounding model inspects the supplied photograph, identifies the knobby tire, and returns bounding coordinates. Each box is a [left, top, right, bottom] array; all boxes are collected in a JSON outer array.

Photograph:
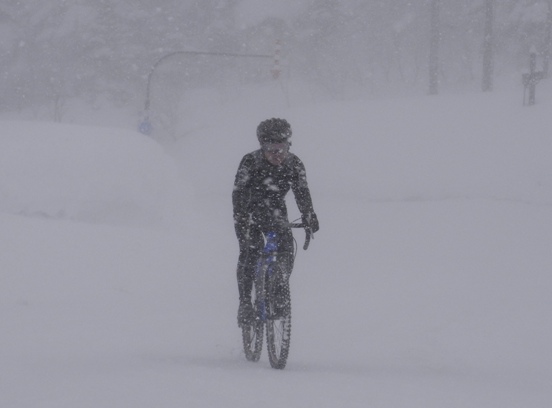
[[266, 265, 292, 369], [242, 265, 265, 361]]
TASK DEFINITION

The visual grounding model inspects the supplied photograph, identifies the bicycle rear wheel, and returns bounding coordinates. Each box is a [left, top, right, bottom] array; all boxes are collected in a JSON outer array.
[[266, 269, 292, 369], [242, 263, 266, 362]]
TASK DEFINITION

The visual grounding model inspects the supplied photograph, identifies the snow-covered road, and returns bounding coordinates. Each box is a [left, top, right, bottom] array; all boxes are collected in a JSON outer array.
[[2, 85, 552, 407]]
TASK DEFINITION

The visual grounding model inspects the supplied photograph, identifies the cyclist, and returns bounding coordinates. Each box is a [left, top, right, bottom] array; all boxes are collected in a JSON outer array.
[[232, 118, 319, 327]]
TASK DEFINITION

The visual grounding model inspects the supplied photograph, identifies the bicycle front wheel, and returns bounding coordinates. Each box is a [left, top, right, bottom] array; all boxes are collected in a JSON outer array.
[[242, 318, 263, 362], [242, 263, 266, 362], [266, 268, 292, 369]]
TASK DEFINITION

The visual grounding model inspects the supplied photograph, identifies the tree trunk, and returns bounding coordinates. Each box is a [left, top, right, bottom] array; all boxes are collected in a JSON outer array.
[[482, 0, 494, 91], [429, 0, 441, 95], [543, 0, 552, 78]]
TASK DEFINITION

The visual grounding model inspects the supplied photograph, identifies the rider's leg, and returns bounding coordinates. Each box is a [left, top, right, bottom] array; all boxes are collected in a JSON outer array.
[[274, 227, 294, 276], [272, 228, 295, 316], [236, 228, 263, 325]]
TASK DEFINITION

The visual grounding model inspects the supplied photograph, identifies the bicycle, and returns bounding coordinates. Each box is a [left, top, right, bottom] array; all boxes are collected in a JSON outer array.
[[241, 222, 312, 369]]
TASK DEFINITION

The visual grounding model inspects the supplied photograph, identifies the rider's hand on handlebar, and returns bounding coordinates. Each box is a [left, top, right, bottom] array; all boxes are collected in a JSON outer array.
[[302, 212, 319, 233]]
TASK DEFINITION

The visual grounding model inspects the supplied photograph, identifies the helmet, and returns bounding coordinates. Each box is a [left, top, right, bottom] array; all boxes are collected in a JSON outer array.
[[256, 118, 292, 144]]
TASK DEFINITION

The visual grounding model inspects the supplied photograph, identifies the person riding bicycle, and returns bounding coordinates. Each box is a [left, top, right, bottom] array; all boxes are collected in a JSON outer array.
[[232, 118, 319, 327]]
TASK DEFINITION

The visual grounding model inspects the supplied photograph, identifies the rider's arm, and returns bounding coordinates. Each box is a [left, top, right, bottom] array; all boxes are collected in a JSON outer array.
[[290, 156, 319, 232], [232, 154, 254, 232]]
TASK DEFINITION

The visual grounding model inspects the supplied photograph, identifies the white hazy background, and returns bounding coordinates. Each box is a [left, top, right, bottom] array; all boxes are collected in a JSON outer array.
[[1, 73, 552, 407]]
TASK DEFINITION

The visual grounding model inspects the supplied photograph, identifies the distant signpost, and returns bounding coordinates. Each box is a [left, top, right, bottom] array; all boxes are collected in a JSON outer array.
[[522, 46, 544, 106]]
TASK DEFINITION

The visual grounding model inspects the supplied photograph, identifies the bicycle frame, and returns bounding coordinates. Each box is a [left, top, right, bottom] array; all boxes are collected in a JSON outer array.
[[256, 224, 311, 319]]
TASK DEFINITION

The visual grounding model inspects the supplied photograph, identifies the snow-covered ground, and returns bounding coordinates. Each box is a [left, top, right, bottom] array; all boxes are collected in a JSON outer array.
[[1, 80, 551, 407]]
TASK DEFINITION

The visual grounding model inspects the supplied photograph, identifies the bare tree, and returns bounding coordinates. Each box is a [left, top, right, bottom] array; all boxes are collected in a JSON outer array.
[[429, 0, 441, 95], [544, 0, 552, 78], [482, 0, 494, 91]]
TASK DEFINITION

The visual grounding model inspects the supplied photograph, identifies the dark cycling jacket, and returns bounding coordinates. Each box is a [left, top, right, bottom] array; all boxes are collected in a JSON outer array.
[[232, 149, 315, 232]]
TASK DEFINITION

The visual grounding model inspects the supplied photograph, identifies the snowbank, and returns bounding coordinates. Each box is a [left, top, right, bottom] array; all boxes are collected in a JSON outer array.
[[0, 121, 188, 227]]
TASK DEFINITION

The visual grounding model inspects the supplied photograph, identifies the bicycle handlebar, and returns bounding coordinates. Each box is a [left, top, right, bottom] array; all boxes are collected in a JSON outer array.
[[286, 223, 313, 250]]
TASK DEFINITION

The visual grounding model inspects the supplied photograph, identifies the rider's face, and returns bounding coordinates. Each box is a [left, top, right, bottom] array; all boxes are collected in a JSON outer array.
[[262, 142, 289, 166]]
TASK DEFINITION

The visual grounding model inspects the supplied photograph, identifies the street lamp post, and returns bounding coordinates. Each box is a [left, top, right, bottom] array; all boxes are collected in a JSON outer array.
[[139, 50, 274, 136]]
